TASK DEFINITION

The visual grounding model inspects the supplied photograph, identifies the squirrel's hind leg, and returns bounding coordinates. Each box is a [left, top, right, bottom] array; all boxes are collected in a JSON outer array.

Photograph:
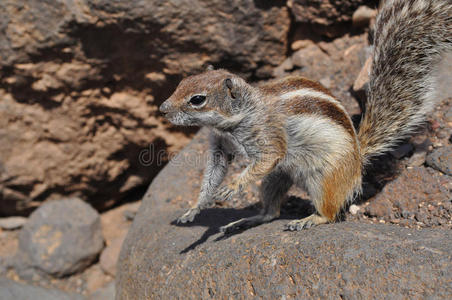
[[220, 169, 292, 234], [285, 157, 361, 231]]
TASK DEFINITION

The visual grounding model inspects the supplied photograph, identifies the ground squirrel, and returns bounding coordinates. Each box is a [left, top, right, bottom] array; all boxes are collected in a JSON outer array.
[[159, 0, 452, 233]]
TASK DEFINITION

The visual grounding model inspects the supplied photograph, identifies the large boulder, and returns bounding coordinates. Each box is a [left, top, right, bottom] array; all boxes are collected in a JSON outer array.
[[0, 0, 289, 214], [116, 129, 452, 299]]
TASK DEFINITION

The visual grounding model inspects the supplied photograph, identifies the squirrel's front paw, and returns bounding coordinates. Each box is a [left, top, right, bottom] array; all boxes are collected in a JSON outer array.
[[177, 207, 200, 224], [213, 182, 242, 202]]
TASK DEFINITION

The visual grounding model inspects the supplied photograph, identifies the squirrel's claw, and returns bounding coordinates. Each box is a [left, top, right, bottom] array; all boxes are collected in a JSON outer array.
[[177, 207, 200, 224], [284, 214, 329, 231], [213, 184, 241, 202]]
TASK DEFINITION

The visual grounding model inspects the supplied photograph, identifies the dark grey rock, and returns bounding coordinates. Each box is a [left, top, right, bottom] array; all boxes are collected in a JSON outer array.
[[116, 130, 452, 299], [18, 198, 104, 277], [426, 146, 452, 175], [0, 278, 84, 300]]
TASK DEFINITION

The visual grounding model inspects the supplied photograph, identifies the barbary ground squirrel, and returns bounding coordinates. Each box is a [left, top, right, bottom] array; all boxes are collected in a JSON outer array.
[[159, 0, 452, 233]]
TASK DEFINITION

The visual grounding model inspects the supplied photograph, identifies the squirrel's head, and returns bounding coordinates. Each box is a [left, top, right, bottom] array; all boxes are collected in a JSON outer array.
[[159, 69, 252, 128]]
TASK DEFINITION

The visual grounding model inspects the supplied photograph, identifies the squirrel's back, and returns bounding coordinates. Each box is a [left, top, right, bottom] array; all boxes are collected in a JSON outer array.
[[358, 0, 452, 163]]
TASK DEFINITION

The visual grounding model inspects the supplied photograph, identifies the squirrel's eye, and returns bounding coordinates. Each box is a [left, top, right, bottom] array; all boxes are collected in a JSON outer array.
[[189, 95, 206, 106]]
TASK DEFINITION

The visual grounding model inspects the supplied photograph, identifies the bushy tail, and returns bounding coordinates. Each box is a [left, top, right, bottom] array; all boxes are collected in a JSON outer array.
[[358, 0, 452, 163]]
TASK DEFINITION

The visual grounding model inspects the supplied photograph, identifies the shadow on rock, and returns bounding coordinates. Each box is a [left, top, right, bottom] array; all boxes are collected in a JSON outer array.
[[173, 197, 314, 253]]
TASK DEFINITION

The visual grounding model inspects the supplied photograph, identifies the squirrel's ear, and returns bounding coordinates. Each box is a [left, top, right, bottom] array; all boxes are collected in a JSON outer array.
[[224, 78, 236, 99]]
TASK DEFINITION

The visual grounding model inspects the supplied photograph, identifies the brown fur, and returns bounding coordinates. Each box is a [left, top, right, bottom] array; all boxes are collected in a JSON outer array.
[[319, 151, 362, 221], [259, 76, 334, 97]]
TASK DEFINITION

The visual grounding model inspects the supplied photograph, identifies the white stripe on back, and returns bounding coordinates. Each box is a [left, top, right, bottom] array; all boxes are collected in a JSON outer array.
[[280, 88, 339, 104]]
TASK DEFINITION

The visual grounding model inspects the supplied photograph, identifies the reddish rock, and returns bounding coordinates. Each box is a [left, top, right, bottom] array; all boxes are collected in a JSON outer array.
[[289, 0, 377, 26], [365, 167, 451, 222], [0, 0, 290, 214], [287, 34, 368, 115]]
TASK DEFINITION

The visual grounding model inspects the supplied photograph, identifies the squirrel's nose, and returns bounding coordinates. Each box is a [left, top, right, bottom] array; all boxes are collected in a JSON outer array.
[[159, 100, 172, 113]]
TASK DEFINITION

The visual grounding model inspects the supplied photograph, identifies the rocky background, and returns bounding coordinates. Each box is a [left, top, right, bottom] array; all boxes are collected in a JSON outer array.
[[0, 0, 451, 299]]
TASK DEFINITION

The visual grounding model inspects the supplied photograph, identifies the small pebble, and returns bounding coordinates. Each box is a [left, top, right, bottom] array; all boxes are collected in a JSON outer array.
[[352, 6, 377, 28], [432, 142, 443, 148], [291, 40, 313, 51], [437, 129, 449, 139], [0, 216, 27, 230], [123, 210, 137, 221], [319, 77, 332, 89], [349, 204, 360, 215]]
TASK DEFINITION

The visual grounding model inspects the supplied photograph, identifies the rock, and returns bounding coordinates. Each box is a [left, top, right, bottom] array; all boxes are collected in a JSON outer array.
[[365, 167, 451, 220], [289, 0, 377, 26], [84, 266, 111, 295], [352, 6, 377, 28], [0, 278, 84, 300], [117, 130, 452, 299], [436, 129, 450, 139], [88, 282, 115, 300], [349, 204, 360, 215], [390, 143, 413, 160], [319, 77, 332, 89], [408, 152, 428, 167], [273, 58, 294, 78], [123, 210, 137, 221], [289, 34, 367, 115], [17, 198, 104, 277], [445, 106, 452, 123], [0, 217, 27, 230], [426, 146, 452, 175], [292, 44, 329, 69], [352, 56, 371, 104], [0, 0, 289, 215], [291, 39, 314, 51], [99, 236, 125, 277], [437, 53, 452, 99], [100, 201, 140, 246], [408, 135, 431, 167], [365, 198, 392, 218]]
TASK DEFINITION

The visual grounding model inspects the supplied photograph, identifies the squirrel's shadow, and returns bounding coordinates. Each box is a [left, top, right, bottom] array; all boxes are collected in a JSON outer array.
[[173, 196, 314, 254]]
